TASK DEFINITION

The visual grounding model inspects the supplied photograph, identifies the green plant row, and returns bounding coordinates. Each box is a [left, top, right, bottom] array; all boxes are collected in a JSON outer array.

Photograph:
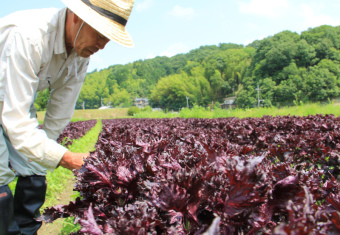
[[133, 102, 340, 119]]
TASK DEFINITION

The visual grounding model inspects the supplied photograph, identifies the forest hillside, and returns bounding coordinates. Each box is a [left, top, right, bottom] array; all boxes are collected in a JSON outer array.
[[34, 25, 340, 110]]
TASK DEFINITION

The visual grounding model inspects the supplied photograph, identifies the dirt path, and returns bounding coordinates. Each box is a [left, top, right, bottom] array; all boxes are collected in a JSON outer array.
[[38, 177, 76, 235]]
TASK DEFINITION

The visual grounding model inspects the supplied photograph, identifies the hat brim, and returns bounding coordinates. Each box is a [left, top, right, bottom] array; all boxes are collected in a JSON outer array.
[[61, 0, 134, 48]]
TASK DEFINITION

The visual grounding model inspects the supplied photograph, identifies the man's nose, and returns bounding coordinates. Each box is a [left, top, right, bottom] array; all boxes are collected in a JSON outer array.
[[97, 38, 110, 50]]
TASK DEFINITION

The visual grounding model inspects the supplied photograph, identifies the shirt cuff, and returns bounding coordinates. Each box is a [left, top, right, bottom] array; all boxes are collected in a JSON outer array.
[[43, 140, 68, 171]]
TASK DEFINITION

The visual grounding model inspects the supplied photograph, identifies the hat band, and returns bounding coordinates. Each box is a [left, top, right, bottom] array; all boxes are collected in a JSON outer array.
[[81, 0, 127, 26]]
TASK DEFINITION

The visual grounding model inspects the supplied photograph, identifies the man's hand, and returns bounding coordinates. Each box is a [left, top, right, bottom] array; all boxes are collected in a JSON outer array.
[[59, 151, 89, 170]]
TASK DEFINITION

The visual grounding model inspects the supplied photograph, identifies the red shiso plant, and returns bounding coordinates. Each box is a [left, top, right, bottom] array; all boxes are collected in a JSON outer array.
[[56, 120, 97, 147], [39, 120, 97, 147], [40, 116, 340, 234]]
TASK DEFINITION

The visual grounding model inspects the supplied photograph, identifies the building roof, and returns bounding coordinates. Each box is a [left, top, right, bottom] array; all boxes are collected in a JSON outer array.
[[134, 98, 149, 102], [223, 96, 236, 104]]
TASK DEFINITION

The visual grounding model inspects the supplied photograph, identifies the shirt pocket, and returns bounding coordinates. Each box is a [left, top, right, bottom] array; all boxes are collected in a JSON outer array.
[[62, 61, 86, 85]]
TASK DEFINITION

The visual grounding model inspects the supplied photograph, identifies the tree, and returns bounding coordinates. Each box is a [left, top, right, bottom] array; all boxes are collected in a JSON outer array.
[[208, 70, 223, 100], [259, 78, 275, 106], [275, 79, 298, 105], [235, 88, 256, 109], [235, 77, 256, 108], [294, 39, 317, 68], [304, 66, 339, 101], [108, 84, 131, 107], [150, 69, 211, 109], [109, 65, 130, 86], [34, 89, 50, 111], [301, 25, 340, 60]]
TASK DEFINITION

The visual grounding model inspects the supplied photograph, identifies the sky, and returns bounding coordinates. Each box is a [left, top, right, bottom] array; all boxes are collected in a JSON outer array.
[[1, 0, 340, 72]]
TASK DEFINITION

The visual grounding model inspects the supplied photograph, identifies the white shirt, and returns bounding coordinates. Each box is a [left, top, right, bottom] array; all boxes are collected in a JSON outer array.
[[0, 8, 89, 171]]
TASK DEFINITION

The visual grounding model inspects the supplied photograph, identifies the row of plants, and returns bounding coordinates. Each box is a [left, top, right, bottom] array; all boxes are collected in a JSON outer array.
[[39, 120, 102, 234], [40, 116, 340, 234], [132, 102, 340, 119], [58, 120, 103, 234], [56, 120, 98, 147], [10, 120, 99, 205], [45, 119, 99, 208]]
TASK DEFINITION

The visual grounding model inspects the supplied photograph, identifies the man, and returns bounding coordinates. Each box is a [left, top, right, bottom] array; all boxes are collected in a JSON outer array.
[[0, 0, 134, 234]]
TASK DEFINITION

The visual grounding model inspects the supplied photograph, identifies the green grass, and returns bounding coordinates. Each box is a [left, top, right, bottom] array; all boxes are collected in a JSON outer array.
[[8, 178, 17, 192], [134, 102, 340, 119], [214, 102, 340, 118], [133, 110, 180, 119]]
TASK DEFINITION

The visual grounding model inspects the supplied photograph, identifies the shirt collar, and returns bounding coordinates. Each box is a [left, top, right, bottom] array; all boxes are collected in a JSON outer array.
[[54, 8, 68, 56]]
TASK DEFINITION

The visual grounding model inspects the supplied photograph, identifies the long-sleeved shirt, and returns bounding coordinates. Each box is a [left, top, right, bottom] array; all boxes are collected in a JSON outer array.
[[0, 7, 89, 171]]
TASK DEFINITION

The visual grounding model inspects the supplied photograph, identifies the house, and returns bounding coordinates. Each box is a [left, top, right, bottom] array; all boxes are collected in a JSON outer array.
[[221, 97, 236, 109], [98, 106, 111, 110], [134, 98, 149, 108], [98, 99, 112, 109]]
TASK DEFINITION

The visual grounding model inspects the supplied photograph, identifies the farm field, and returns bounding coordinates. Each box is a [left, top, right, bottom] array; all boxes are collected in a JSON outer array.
[[23, 103, 340, 234], [36, 108, 129, 123], [40, 113, 340, 234]]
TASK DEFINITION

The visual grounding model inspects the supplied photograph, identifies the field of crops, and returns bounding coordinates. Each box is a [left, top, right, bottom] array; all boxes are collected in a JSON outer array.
[[56, 120, 97, 147], [40, 115, 340, 234]]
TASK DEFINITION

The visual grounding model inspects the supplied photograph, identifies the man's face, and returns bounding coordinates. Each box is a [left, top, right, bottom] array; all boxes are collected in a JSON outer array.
[[74, 22, 110, 58]]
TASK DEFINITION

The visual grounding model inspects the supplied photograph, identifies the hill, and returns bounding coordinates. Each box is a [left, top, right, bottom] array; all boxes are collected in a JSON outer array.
[[35, 25, 340, 110]]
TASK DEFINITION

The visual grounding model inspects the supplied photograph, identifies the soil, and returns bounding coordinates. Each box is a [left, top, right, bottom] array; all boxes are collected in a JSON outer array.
[[38, 177, 76, 235]]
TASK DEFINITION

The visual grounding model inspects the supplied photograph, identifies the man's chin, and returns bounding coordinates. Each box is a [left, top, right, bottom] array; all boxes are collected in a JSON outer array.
[[78, 49, 93, 58], [80, 54, 91, 58]]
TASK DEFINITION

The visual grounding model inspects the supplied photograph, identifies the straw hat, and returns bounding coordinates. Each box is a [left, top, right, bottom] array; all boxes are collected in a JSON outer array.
[[61, 0, 134, 48]]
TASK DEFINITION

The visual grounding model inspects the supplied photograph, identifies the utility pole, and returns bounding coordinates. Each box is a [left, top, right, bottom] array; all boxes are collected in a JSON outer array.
[[256, 85, 264, 107], [82, 101, 85, 110], [186, 96, 189, 108], [101, 97, 103, 107]]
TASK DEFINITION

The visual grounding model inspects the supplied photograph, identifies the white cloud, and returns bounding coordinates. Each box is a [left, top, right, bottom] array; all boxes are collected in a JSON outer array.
[[160, 43, 190, 58], [239, 0, 289, 18], [135, 0, 153, 12], [168, 6, 195, 20], [300, 4, 340, 28]]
